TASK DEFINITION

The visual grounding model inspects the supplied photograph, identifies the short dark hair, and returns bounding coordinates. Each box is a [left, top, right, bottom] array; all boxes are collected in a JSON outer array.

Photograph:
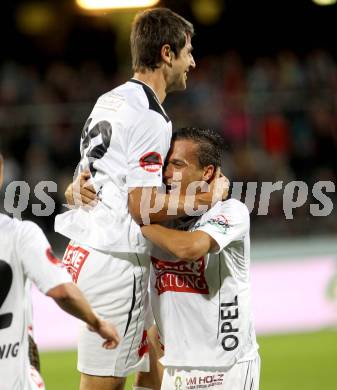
[[172, 127, 223, 169], [130, 8, 194, 72]]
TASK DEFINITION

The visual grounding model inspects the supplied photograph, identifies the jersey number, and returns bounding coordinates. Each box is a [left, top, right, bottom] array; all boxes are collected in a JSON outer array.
[[0, 260, 13, 329], [81, 118, 112, 177]]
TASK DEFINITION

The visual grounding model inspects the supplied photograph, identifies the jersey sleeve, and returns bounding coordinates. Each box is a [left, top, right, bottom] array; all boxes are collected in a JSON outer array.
[[196, 200, 250, 253], [126, 111, 171, 188], [17, 221, 72, 294]]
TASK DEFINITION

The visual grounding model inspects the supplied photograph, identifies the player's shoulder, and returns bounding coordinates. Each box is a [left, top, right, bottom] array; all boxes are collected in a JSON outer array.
[[19, 219, 44, 234], [0, 212, 14, 227], [94, 84, 129, 113], [122, 80, 170, 123], [94, 80, 170, 124], [96, 81, 147, 110], [0, 213, 22, 235], [215, 198, 250, 222], [10, 218, 46, 242], [223, 198, 249, 214], [0, 214, 45, 247]]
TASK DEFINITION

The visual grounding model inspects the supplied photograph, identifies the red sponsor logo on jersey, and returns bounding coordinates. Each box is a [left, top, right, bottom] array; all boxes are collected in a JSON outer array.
[[46, 248, 63, 267], [62, 245, 89, 283], [139, 152, 162, 172], [138, 330, 149, 357], [151, 257, 209, 295]]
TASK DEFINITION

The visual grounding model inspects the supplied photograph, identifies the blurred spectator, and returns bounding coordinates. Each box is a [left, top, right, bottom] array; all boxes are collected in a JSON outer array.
[[0, 50, 336, 242]]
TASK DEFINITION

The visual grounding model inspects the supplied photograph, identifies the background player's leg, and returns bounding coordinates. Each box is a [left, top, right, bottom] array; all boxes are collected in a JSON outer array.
[[134, 325, 163, 390], [80, 373, 126, 390]]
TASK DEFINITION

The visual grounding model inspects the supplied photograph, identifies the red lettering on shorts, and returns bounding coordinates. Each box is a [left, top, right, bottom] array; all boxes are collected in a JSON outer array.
[[62, 245, 89, 283], [151, 257, 209, 295]]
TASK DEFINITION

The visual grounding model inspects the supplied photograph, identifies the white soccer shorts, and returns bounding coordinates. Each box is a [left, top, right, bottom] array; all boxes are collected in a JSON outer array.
[[62, 241, 151, 377], [161, 355, 261, 390]]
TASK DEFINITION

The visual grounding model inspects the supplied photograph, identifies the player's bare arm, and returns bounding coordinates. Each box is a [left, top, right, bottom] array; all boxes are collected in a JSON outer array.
[[128, 171, 228, 224], [141, 223, 218, 261], [64, 169, 228, 224], [47, 283, 120, 349]]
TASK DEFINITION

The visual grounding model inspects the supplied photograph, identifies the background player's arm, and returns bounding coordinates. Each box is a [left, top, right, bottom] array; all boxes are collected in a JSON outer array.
[[19, 221, 119, 350], [47, 283, 119, 349], [141, 223, 218, 261]]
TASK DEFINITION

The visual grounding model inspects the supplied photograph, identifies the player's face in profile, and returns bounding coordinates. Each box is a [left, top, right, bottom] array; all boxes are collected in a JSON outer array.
[[164, 139, 205, 195], [167, 35, 196, 92]]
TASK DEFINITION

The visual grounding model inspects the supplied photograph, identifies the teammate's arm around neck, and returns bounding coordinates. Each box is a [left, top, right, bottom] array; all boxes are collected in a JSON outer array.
[[128, 172, 229, 225], [140, 223, 218, 261]]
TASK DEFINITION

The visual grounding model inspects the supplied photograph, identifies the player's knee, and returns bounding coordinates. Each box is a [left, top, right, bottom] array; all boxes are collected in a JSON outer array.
[[135, 371, 160, 390]]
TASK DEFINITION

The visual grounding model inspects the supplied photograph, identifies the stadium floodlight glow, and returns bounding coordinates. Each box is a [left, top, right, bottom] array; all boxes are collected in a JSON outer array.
[[311, 0, 337, 5], [76, 0, 160, 10]]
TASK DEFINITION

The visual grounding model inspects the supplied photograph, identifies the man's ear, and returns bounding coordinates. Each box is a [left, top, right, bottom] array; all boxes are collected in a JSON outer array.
[[0, 154, 4, 189], [202, 165, 215, 182], [161, 44, 172, 66]]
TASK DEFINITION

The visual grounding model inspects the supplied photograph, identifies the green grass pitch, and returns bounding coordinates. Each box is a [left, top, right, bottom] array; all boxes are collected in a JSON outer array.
[[40, 330, 337, 390]]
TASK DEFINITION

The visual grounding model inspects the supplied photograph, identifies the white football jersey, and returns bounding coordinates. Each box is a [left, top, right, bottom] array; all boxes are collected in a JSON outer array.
[[150, 199, 259, 368], [0, 214, 71, 390], [55, 79, 172, 253]]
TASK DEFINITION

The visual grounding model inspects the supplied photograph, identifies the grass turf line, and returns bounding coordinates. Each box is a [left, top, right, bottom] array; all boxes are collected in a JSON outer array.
[[40, 330, 337, 390]]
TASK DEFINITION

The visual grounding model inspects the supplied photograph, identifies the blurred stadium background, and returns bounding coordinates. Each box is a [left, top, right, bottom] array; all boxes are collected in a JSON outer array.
[[1, 0, 336, 389]]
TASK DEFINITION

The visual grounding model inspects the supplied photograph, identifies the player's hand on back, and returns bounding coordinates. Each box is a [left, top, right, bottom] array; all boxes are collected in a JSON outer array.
[[88, 317, 120, 350], [65, 170, 98, 207]]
